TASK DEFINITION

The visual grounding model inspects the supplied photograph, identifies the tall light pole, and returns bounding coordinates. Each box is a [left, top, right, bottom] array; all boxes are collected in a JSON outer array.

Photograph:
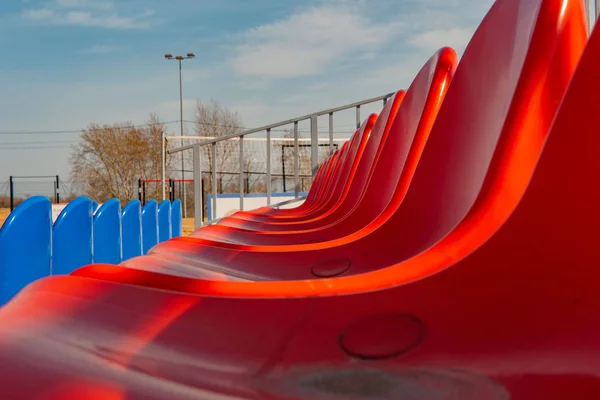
[[165, 52, 195, 218]]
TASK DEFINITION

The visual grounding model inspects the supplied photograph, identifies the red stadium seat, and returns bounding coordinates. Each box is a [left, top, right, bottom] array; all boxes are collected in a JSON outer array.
[[290, 150, 334, 212], [219, 99, 399, 228], [291, 145, 342, 213], [95, 0, 583, 282], [235, 117, 376, 220], [0, 0, 595, 398], [188, 48, 456, 245], [269, 116, 376, 220], [296, 145, 343, 214]]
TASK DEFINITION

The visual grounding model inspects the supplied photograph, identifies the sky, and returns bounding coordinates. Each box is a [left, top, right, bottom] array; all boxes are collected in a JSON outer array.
[[0, 0, 496, 191]]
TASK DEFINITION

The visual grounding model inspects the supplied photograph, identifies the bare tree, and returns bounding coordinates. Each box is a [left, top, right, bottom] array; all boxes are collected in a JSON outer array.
[[187, 100, 240, 218], [194, 99, 244, 193], [60, 180, 84, 202], [184, 99, 272, 217], [70, 114, 171, 202], [145, 113, 169, 200]]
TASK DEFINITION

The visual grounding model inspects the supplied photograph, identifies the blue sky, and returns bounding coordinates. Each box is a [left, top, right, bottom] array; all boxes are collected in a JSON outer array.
[[0, 0, 494, 188]]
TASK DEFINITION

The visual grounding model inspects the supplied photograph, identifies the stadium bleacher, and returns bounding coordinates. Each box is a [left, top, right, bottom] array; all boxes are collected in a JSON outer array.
[[0, 0, 599, 398]]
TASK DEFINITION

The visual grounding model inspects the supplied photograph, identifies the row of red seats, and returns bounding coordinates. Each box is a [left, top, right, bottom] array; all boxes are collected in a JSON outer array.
[[0, 0, 599, 398]]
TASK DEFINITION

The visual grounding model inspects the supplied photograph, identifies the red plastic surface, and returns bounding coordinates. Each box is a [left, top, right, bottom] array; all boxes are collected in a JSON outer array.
[[220, 114, 377, 228], [0, 0, 596, 398], [219, 94, 403, 229], [296, 143, 346, 213], [233, 121, 372, 222], [229, 143, 337, 218], [101, 0, 584, 283], [298, 147, 342, 213], [239, 145, 338, 216], [190, 48, 456, 245]]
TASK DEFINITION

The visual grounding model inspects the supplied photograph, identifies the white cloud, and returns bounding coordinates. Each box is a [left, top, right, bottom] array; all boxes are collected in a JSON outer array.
[[231, 1, 403, 78], [78, 44, 123, 54], [10, 0, 500, 180], [409, 27, 474, 52], [22, 9, 54, 20], [65, 11, 90, 23], [62, 10, 153, 29], [227, 100, 275, 128], [55, 0, 114, 10], [21, 1, 156, 29], [224, 0, 496, 131]]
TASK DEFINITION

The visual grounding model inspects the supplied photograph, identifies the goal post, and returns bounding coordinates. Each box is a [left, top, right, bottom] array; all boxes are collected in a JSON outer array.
[[138, 178, 195, 205], [163, 135, 350, 221], [164, 135, 349, 194]]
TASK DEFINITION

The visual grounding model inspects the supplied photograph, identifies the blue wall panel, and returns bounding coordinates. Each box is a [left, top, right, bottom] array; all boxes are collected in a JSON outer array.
[[93, 199, 122, 264], [52, 197, 94, 275], [122, 200, 142, 261], [158, 200, 172, 243], [171, 199, 182, 238], [142, 200, 159, 254], [0, 197, 182, 303], [0, 197, 52, 304]]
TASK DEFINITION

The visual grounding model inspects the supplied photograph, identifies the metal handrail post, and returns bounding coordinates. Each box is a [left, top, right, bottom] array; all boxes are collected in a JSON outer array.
[[266, 128, 272, 205], [294, 121, 299, 197], [211, 143, 217, 220], [310, 115, 319, 178], [161, 130, 166, 201], [239, 136, 244, 210], [193, 145, 203, 229]]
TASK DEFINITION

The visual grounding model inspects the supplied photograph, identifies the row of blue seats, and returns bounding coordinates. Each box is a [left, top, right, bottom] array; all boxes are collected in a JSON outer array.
[[0, 196, 182, 303]]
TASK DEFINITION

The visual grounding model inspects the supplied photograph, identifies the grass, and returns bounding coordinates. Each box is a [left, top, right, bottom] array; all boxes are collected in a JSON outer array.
[[182, 218, 195, 236], [0, 208, 9, 230]]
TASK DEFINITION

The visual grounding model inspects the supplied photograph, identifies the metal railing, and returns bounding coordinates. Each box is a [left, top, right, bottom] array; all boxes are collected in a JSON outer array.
[[167, 0, 600, 230], [168, 92, 396, 228]]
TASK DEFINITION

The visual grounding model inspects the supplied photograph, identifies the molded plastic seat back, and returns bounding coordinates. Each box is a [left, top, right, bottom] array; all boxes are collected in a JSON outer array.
[[227, 115, 378, 223], [52, 197, 94, 275], [293, 116, 377, 217], [309, 149, 341, 206], [0, 197, 51, 304], [0, 2, 596, 399], [189, 50, 457, 245], [233, 147, 335, 217], [101, 0, 588, 284], [354, 0, 587, 265], [220, 91, 406, 230], [298, 151, 333, 208], [310, 142, 349, 209], [317, 48, 458, 232]]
